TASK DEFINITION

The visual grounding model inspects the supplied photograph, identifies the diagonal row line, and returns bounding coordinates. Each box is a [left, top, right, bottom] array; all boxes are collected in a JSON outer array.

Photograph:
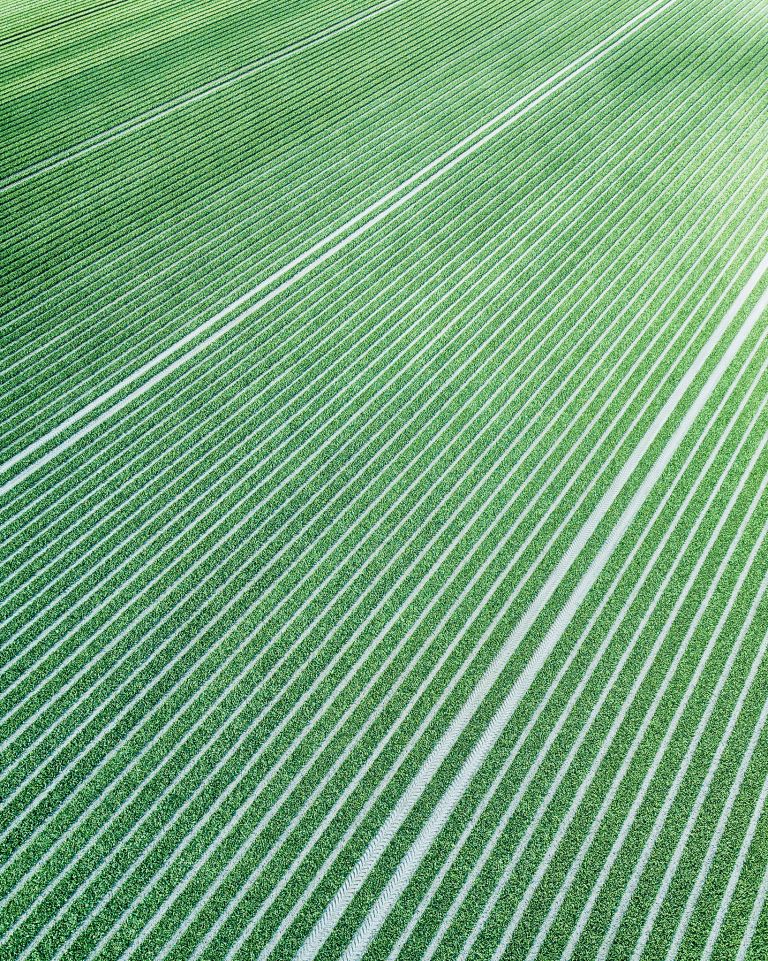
[[0, 0, 598, 480], [614, 583, 768, 961], [0, 0, 615, 428], [382, 287, 768, 961], [0, 0, 682, 496], [2, 10, 683, 636], [491, 505, 768, 961], [676, 737, 768, 959], [1, 0, 402, 188], [1, 0, 720, 796], [12, 69, 768, 960], [132, 144, 768, 961], [519, 456, 768, 961], [4, 37, 744, 944], [10, 39, 756, 961], [289, 256, 768, 960], [3, 41, 752, 872], [332, 275, 768, 961]]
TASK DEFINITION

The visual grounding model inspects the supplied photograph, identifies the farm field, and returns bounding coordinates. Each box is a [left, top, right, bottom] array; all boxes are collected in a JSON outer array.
[[1, 0, 768, 959]]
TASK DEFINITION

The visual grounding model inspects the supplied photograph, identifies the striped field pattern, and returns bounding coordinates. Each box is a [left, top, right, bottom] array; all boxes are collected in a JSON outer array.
[[2, 0, 768, 957]]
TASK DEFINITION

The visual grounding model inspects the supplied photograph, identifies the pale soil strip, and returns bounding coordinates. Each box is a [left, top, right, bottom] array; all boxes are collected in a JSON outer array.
[[6, 81, 717, 956], [623, 642, 768, 961], [38, 158, 707, 961], [0, 0, 409, 193], [3, 22, 728, 808], [664, 690, 768, 958], [1, 0, 567, 356], [118, 191, 760, 960], [538, 527, 768, 961], [495, 516, 768, 961], [445, 507, 768, 961], [697, 779, 768, 959], [0, 0, 630, 557], [4, 24, 728, 660], [4, 82, 760, 960], [0, 141, 650, 746], [150, 211, 768, 961], [360, 321, 768, 961], [384, 302, 768, 961], [0, 0, 681, 497], [734, 840, 768, 960], [270, 260, 768, 958]]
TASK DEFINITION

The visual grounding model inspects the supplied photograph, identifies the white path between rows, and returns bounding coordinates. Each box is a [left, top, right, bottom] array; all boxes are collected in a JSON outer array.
[[293, 254, 768, 961], [0, 0, 681, 497]]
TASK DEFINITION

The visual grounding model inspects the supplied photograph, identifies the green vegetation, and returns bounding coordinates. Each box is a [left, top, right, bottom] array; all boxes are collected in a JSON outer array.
[[1, 0, 768, 958]]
